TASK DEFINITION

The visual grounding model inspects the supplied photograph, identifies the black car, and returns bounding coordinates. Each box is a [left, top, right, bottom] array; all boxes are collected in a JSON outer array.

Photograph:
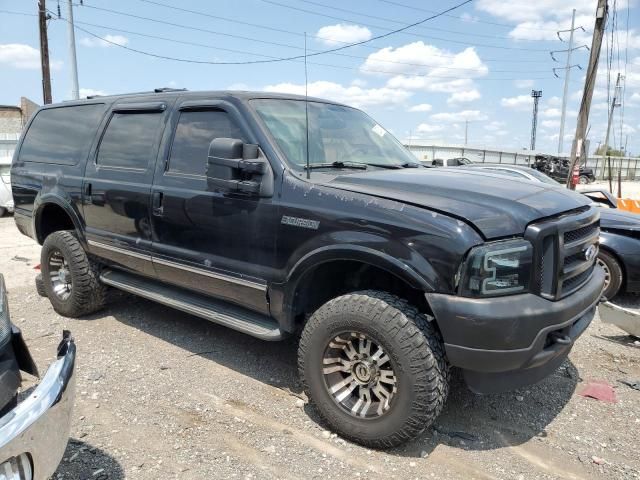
[[0, 274, 76, 479], [11, 89, 603, 448], [459, 164, 639, 299], [533, 154, 595, 184]]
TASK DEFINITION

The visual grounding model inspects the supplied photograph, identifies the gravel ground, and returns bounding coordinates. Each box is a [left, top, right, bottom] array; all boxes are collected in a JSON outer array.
[[1, 216, 639, 480]]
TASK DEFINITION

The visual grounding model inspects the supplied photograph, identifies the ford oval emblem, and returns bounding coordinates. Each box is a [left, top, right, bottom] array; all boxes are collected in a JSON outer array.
[[584, 244, 597, 262]]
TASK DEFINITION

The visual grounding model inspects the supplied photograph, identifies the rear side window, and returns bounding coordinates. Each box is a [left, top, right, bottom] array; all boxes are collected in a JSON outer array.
[[19, 104, 105, 165], [97, 112, 163, 169], [168, 110, 246, 176]]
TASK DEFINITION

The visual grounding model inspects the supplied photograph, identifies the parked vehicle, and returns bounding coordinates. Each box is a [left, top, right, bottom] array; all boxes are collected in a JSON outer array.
[[532, 154, 595, 184], [0, 163, 14, 216], [460, 163, 640, 299], [11, 90, 604, 448], [0, 274, 76, 479], [431, 157, 472, 167]]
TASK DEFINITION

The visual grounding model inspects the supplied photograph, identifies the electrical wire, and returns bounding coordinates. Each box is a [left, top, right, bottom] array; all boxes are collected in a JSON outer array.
[[51, 11, 552, 81], [65, 17, 552, 74], [260, 0, 551, 52]]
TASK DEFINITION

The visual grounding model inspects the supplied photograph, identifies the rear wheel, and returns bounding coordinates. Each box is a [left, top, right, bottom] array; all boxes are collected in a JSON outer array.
[[41, 231, 107, 317], [298, 290, 449, 449], [578, 175, 590, 185], [597, 250, 623, 300], [0, 207, 5, 217]]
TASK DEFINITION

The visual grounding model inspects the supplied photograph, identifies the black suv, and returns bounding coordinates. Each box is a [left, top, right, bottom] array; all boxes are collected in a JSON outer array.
[[11, 90, 604, 448]]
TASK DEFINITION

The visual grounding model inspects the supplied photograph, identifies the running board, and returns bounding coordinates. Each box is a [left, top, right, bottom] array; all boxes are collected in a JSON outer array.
[[100, 269, 283, 341]]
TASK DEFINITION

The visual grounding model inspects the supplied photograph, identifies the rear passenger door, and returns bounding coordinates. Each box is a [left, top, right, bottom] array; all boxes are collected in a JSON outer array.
[[82, 101, 171, 277]]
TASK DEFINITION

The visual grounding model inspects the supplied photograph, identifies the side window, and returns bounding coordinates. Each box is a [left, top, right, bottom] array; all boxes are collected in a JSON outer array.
[[168, 110, 246, 176], [97, 112, 163, 169], [19, 104, 106, 165]]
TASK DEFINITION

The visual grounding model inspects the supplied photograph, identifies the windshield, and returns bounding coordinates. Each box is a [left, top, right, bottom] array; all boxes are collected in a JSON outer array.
[[251, 99, 419, 168]]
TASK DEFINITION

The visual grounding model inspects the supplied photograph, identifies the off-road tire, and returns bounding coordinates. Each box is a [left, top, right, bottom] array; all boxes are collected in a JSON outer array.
[[598, 250, 623, 300], [298, 290, 450, 449], [35, 273, 46, 297], [41, 231, 107, 317]]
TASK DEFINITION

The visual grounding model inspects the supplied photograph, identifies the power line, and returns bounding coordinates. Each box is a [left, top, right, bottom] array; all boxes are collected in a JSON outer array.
[[48, 11, 551, 82], [261, 0, 551, 52], [295, 0, 540, 42], [374, 0, 561, 32], [63, 16, 552, 74]]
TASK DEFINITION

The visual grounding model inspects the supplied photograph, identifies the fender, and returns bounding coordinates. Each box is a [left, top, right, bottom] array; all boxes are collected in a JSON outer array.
[[33, 191, 86, 245], [270, 243, 441, 332]]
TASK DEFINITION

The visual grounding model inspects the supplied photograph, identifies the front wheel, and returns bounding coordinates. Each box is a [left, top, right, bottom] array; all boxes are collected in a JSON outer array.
[[597, 250, 623, 300], [298, 291, 450, 449], [578, 175, 590, 185]]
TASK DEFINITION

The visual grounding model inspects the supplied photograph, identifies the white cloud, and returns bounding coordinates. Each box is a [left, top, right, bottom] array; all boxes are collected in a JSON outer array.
[[80, 34, 129, 48], [416, 123, 444, 133], [500, 95, 531, 110], [546, 96, 562, 107], [0, 43, 62, 70], [447, 89, 481, 104], [408, 103, 432, 112], [541, 119, 560, 128], [364, 43, 487, 77], [430, 110, 488, 122], [263, 80, 411, 108], [514, 79, 535, 89], [79, 88, 107, 98], [316, 24, 371, 46], [484, 120, 506, 131]]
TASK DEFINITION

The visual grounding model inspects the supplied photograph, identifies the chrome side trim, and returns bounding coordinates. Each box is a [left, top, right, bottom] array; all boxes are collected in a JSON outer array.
[[100, 273, 282, 341], [88, 240, 152, 262], [152, 257, 267, 291]]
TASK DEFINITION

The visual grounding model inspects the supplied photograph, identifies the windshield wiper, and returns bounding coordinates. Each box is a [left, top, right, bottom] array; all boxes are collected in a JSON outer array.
[[362, 162, 422, 169], [305, 161, 368, 170]]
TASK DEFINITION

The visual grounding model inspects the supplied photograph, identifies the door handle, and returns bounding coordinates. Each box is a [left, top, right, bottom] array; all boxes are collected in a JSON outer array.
[[152, 191, 164, 216]]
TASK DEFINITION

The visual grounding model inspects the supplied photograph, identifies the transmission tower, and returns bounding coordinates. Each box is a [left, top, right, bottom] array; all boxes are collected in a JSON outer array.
[[530, 90, 542, 151]]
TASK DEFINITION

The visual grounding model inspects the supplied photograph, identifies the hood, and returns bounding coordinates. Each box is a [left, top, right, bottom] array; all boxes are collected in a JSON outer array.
[[327, 168, 592, 239], [600, 207, 640, 231]]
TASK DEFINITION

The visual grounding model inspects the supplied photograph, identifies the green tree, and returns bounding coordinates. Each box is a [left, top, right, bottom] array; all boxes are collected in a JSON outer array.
[[595, 145, 625, 156]]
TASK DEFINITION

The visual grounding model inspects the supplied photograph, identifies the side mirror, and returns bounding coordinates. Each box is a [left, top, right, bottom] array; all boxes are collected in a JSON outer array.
[[206, 138, 274, 197]]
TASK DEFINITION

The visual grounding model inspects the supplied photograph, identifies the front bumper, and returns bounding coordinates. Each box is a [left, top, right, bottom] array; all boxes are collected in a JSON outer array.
[[0, 332, 76, 480], [427, 266, 604, 393]]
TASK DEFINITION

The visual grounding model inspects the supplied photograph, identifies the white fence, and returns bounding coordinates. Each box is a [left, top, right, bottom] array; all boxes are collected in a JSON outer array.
[[406, 144, 640, 181]]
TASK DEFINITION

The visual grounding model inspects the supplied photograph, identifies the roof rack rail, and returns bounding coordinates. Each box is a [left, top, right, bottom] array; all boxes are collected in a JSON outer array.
[[154, 87, 187, 93]]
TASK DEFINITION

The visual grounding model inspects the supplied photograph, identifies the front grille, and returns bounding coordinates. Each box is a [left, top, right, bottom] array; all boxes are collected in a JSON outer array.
[[526, 208, 600, 300], [564, 223, 598, 245]]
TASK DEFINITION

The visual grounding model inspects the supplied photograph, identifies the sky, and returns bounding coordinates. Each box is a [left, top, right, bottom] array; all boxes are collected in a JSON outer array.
[[0, 0, 639, 155]]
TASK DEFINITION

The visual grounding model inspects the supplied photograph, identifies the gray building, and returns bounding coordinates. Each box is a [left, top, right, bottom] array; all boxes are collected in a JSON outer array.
[[0, 97, 39, 164]]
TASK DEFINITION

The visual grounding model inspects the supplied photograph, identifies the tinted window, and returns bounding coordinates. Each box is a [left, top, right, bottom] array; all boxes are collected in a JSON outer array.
[[169, 110, 246, 176], [20, 104, 106, 165], [97, 112, 163, 169]]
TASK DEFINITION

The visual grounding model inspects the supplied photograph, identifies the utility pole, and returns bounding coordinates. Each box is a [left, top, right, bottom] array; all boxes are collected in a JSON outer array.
[[38, 0, 52, 104], [530, 90, 542, 151], [603, 72, 623, 156], [464, 120, 468, 145], [67, 0, 80, 100], [566, 0, 608, 189], [553, 9, 586, 154]]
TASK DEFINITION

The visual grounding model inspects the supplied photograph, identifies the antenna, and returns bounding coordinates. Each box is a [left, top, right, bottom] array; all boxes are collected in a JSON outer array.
[[304, 31, 310, 179]]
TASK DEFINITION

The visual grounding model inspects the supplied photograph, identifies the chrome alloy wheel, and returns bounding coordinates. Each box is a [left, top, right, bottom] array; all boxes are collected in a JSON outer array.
[[596, 257, 611, 291], [322, 332, 398, 419], [48, 250, 73, 300]]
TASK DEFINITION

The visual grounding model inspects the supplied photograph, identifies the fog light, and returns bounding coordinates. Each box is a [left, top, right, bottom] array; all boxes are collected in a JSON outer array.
[[0, 453, 32, 480]]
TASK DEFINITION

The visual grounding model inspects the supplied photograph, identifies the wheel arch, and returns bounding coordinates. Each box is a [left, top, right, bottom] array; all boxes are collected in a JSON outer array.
[[33, 193, 84, 245], [272, 245, 438, 333]]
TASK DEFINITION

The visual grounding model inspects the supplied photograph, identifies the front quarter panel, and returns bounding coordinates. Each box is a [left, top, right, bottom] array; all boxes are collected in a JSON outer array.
[[270, 171, 483, 327]]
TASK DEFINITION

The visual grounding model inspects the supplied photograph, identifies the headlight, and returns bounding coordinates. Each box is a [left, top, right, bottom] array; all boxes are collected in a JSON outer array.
[[459, 239, 533, 297], [0, 275, 11, 347]]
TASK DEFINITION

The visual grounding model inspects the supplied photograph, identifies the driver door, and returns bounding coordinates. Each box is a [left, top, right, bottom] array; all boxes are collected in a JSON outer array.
[[150, 99, 278, 314]]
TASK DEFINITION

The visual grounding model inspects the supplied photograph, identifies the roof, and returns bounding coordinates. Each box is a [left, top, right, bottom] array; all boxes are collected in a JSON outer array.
[[53, 89, 349, 108]]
